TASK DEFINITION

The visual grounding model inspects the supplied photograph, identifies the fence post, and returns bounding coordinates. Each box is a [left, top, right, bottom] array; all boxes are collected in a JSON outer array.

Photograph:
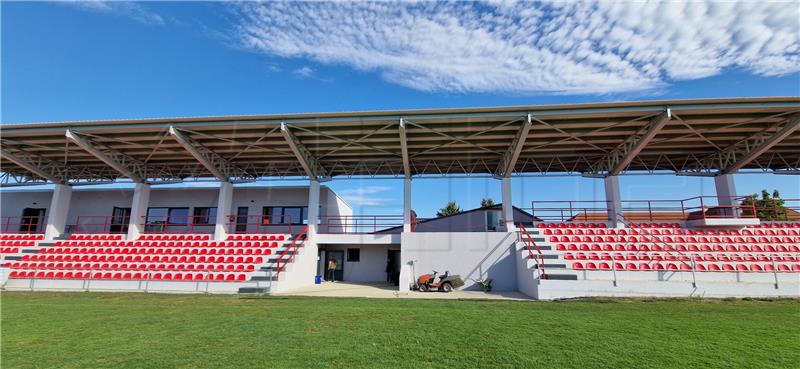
[[689, 255, 697, 289], [611, 259, 617, 287], [771, 256, 779, 290]]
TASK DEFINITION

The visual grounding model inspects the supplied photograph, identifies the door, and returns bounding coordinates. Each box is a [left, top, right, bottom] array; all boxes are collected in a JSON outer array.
[[20, 208, 45, 233], [387, 249, 401, 286], [327, 250, 344, 281], [486, 210, 501, 231], [109, 207, 131, 233], [235, 207, 248, 233]]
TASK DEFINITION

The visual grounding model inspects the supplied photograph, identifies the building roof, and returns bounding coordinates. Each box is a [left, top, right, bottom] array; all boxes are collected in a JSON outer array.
[[1, 97, 798, 186]]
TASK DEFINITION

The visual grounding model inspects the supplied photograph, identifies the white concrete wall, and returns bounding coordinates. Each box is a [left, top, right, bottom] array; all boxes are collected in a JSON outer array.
[[319, 244, 396, 282], [401, 232, 518, 291]]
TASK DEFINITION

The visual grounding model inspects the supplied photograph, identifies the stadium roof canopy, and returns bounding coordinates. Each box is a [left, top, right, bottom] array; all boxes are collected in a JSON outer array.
[[1, 97, 799, 186]]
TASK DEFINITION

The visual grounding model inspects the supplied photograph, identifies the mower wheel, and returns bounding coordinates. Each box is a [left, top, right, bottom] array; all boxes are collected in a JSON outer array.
[[440, 282, 453, 293], [418, 284, 429, 292]]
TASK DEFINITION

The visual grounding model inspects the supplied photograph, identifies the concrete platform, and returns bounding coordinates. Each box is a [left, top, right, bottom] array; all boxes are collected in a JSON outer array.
[[274, 281, 531, 300]]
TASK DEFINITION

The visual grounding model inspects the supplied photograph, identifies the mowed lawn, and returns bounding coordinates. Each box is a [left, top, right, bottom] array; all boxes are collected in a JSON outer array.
[[2, 292, 798, 369]]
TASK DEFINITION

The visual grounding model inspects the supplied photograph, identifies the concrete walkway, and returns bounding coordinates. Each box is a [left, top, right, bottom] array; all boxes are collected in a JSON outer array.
[[274, 282, 531, 300]]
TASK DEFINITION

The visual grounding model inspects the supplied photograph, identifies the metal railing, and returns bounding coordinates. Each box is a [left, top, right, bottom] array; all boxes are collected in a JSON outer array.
[[319, 215, 403, 234], [528, 196, 757, 223], [226, 214, 295, 235], [1, 216, 46, 234], [73, 216, 130, 234], [275, 225, 308, 278], [142, 215, 216, 234], [518, 223, 546, 279]]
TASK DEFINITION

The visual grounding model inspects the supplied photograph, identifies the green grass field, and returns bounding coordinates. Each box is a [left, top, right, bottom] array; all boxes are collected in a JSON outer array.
[[2, 292, 798, 369]]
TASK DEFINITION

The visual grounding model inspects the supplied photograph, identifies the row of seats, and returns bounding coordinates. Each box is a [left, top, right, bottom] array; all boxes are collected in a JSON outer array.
[[55, 241, 281, 248], [751, 223, 800, 228], [0, 247, 21, 254], [8, 270, 248, 281], [137, 234, 212, 241], [226, 234, 286, 241], [37, 247, 273, 256], [537, 223, 610, 229], [571, 261, 799, 272], [16, 254, 265, 263], [0, 240, 37, 247], [556, 243, 800, 253], [69, 234, 124, 240], [542, 228, 800, 236], [0, 234, 43, 240], [563, 252, 798, 262], [550, 235, 799, 244], [8, 262, 258, 272]]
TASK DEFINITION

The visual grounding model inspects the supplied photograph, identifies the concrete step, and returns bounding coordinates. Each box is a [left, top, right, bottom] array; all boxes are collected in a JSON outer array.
[[3, 256, 22, 261], [249, 275, 277, 282], [544, 273, 578, 280], [238, 287, 270, 294], [38, 242, 57, 246]]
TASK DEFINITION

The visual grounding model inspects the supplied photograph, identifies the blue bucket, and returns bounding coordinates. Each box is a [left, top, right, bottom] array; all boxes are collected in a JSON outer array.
[[315, 275, 322, 284]]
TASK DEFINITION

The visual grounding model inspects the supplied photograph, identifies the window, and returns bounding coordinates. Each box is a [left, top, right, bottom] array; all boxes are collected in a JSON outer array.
[[147, 207, 190, 225], [262, 207, 308, 225], [346, 248, 360, 262], [193, 207, 217, 225]]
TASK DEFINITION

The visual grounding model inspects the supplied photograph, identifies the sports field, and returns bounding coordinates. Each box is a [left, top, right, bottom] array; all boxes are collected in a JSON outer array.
[[2, 292, 798, 369]]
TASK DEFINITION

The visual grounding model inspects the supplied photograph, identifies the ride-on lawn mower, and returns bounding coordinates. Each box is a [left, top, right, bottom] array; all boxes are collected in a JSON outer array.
[[415, 270, 465, 292]]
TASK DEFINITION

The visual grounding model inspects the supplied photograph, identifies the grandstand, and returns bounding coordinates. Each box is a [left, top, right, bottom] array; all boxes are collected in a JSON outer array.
[[1, 97, 799, 298]]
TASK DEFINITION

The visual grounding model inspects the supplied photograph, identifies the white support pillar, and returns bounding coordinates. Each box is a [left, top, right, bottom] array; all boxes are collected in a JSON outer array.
[[44, 184, 72, 240], [501, 177, 516, 232], [604, 176, 623, 228], [403, 178, 412, 233], [214, 182, 234, 241], [127, 183, 151, 240], [714, 174, 737, 206], [307, 180, 320, 237]]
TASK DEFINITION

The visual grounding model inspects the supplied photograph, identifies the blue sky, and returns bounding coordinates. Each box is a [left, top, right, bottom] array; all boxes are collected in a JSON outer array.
[[2, 1, 799, 217]]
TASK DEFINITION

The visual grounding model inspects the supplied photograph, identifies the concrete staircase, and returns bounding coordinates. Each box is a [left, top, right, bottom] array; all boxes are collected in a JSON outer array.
[[517, 229, 577, 281]]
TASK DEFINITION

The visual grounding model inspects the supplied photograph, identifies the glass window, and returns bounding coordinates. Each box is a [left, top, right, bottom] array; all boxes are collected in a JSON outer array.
[[262, 207, 283, 225], [168, 208, 190, 225], [347, 248, 360, 262], [283, 207, 302, 225], [193, 207, 217, 225], [146, 208, 168, 224]]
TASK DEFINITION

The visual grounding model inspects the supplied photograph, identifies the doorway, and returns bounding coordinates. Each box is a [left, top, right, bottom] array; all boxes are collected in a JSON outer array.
[[20, 208, 45, 233], [326, 250, 344, 281], [109, 207, 131, 233], [387, 249, 401, 286]]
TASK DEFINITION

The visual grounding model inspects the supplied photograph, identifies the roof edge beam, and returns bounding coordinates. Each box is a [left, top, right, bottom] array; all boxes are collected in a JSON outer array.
[[169, 126, 252, 182], [399, 118, 411, 178], [608, 109, 671, 176], [65, 130, 144, 183], [280, 123, 331, 182], [494, 114, 532, 178], [720, 114, 800, 175], [0, 148, 65, 184]]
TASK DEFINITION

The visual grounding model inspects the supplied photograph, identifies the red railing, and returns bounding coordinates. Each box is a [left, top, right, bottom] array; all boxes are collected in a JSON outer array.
[[142, 215, 215, 234], [319, 215, 403, 234], [528, 196, 757, 223], [227, 214, 295, 235], [1, 216, 46, 234], [275, 225, 308, 278], [73, 216, 130, 234], [518, 223, 545, 279]]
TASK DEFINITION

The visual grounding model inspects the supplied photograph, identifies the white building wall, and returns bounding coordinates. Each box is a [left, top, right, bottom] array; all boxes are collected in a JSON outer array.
[[1, 190, 53, 218], [401, 232, 518, 291]]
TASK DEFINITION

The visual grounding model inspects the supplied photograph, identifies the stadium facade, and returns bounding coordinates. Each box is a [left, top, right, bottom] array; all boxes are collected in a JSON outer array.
[[1, 97, 798, 298]]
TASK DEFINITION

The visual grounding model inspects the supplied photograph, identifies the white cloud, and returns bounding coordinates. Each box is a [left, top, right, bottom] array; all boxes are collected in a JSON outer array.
[[232, 1, 800, 94], [60, 1, 164, 25], [338, 186, 393, 207], [293, 66, 314, 78]]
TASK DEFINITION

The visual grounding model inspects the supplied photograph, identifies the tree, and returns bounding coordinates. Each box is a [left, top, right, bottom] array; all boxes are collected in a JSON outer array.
[[740, 189, 787, 221], [480, 198, 495, 207], [436, 201, 462, 217]]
